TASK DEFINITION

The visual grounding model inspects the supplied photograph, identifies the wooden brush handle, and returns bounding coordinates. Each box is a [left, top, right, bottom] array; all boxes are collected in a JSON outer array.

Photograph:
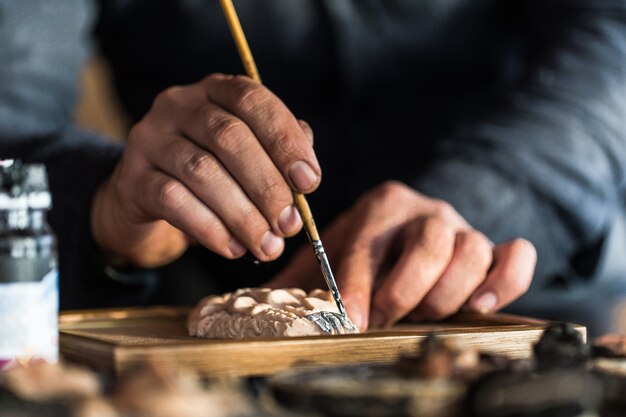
[[293, 192, 320, 242], [219, 0, 261, 83]]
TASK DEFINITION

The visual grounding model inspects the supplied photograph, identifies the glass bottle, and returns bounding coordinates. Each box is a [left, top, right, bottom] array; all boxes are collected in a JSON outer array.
[[0, 160, 58, 370]]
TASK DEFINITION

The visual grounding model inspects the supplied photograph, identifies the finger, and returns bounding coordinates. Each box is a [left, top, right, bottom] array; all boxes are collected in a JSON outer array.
[[185, 234, 199, 246], [179, 101, 301, 238], [143, 135, 285, 261], [467, 238, 536, 313], [297, 119, 314, 146], [137, 169, 247, 260], [334, 223, 406, 331], [147, 84, 206, 133], [329, 183, 463, 331], [204, 74, 321, 192], [409, 230, 493, 321], [369, 216, 456, 328]]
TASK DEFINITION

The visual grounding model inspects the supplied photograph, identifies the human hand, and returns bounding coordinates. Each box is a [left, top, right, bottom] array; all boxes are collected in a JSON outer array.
[[90, 74, 318, 267], [268, 181, 536, 330]]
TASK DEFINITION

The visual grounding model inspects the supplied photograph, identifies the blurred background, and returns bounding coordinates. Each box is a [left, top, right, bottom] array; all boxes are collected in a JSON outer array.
[[74, 54, 129, 143]]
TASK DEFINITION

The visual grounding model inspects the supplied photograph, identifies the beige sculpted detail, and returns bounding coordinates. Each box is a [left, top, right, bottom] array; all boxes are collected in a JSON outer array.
[[187, 288, 342, 339]]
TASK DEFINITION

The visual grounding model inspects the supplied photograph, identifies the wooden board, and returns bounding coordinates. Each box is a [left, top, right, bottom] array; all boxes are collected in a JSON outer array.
[[59, 306, 585, 378]]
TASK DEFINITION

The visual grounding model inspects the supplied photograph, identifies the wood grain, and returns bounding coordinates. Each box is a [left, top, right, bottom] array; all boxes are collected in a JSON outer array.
[[59, 307, 584, 377]]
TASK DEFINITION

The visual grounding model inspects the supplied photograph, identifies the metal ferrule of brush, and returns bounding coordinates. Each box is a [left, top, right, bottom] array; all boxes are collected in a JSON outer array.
[[311, 240, 348, 318]]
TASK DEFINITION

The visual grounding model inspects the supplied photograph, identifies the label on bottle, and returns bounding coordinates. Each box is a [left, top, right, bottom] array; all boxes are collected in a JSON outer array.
[[0, 268, 59, 370]]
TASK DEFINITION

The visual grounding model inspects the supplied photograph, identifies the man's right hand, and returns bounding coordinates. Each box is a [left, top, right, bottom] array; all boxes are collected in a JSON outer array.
[[90, 74, 318, 267]]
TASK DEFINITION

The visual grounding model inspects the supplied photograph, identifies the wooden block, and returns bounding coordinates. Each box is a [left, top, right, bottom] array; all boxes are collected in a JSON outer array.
[[59, 307, 584, 378]]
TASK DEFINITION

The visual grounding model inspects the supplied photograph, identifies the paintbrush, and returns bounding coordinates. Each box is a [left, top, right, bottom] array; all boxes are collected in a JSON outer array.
[[218, 0, 358, 334]]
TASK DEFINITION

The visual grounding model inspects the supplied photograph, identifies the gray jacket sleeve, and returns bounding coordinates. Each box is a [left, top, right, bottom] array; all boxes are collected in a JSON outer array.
[[414, 1, 626, 287], [0, 0, 153, 308]]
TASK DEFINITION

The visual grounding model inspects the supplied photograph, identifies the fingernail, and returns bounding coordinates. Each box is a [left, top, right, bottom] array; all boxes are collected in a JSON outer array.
[[261, 231, 284, 258], [228, 237, 246, 257], [369, 310, 387, 329], [278, 205, 302, 236], [288, 161, 318, 192], [472, 292, 498, 314]]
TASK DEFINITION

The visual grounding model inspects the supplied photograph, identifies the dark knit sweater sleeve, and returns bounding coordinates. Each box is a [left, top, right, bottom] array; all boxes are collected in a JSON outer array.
[[414, 0, 626, 286]]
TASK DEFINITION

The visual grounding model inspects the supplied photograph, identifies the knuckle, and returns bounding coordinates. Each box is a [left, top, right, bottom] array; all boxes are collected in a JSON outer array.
[[154, 178, 185, 212], [420, 217, 455, 251], [355, 180, 408, 213], [205, 72, 226, 83], [230, 78, 265, 112], [252, 177, 289, 206], [182, 152, 217, 181], [127, 122, 153, 148], [261, 177, 287, 198], [297, 119, 314, 143], [431, 199, 457, 219], [460, 231, 493, 268], [155, 85, 186, 108], [208, 116, 247, 154], [268, 130, 300, 159], [374, 180, 409, 201]]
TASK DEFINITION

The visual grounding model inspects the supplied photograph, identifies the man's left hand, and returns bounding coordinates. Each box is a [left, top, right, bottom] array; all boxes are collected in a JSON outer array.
[[268, 181, 536, 331]]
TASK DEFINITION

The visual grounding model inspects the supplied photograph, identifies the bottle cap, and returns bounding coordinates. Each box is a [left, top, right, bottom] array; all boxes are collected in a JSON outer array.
[[0, 160, 51, 210]]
